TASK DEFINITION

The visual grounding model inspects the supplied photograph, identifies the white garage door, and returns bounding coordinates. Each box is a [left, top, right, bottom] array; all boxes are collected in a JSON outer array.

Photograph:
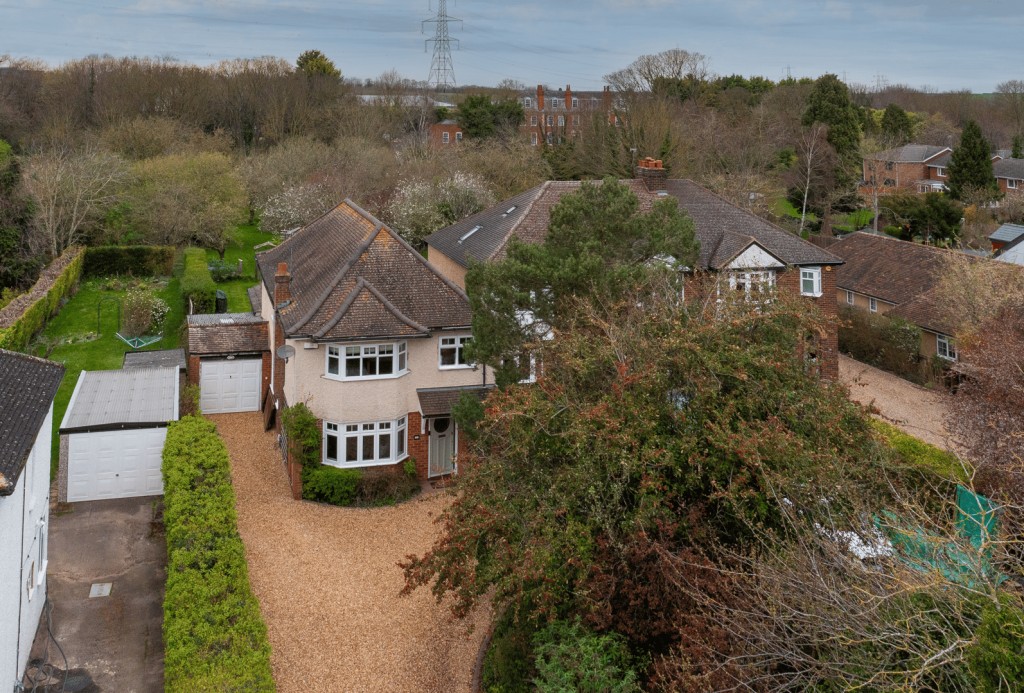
[[67, 428, 166, 502], [200, 358, 262, 414]]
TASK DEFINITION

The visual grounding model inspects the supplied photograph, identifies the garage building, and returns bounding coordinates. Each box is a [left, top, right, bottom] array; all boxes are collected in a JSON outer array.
[[186, 313, 270, 414], [57, 367, 179, 503]]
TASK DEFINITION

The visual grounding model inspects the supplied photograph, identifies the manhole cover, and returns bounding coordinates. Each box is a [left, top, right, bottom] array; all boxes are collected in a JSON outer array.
[[88, 583, 111, 598]]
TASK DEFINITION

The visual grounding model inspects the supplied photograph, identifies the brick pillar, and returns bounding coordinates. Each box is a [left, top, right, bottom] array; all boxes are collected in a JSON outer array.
[[187, 355, 201, 385], [536, 84, 544, 111], [565, 84, 572, 110], [407, 411, 430, 480]]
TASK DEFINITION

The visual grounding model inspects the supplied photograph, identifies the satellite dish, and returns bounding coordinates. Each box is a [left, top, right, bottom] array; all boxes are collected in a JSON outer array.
[[276, 345, 296, 362]]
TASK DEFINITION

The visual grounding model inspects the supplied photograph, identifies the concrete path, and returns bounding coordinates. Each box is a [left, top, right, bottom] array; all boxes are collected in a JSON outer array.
[[212, 412, 489, 693], [27, 496, 165, 692], [839, 354, 958, 451]]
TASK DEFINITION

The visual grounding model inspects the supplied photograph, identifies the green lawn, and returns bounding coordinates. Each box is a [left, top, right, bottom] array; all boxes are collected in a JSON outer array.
[[205, 224, 276, 312], [32, 276, 185, 476]]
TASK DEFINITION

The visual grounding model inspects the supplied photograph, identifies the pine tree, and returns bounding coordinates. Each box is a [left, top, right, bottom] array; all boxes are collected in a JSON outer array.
[[1013, 134, 1023, 159], [802, 74, 862, 188], [880, 104, 913, 145], [947, 120, 999, 201]]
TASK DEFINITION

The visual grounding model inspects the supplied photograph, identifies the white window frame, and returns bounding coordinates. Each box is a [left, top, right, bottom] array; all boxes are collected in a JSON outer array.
[[800, 266, 822, 297], [550, 97, 559, 108], [546, 114, 553, 127], [323, 417, 408, 468], [441, 131, 450, 144], [326, 342, 407, 381], [530, 115, 538, 126], [936, 334, 957, 361], [846, 290, 854, 305], [524, 97, 532, 108], [572, 97, 579, 108], [557, 115, 565, 127], [936, 166, 946, 178], [1009, 178, 1019, 190], [439, 335, 473, 369], [455, 131, 462, 142], [531, 132, 538, 146], [728, 270, 776, 298], [869, 297, 878, 313]]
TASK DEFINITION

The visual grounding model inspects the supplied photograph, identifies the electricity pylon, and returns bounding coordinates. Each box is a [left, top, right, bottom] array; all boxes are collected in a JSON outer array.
[[423, 0, 461, 92]]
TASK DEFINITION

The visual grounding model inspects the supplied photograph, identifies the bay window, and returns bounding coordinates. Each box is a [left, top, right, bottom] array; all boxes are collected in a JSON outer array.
[[324, 416, 408, 467], [728, 270, 775, 298], [326, 341, 407, 380]]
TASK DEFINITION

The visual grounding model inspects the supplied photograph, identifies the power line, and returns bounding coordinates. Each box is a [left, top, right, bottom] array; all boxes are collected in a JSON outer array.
[[422, 0, 461, 92]]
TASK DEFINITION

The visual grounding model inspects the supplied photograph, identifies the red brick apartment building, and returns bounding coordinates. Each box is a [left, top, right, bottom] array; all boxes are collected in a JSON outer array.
[[520, 84, 615, 146]]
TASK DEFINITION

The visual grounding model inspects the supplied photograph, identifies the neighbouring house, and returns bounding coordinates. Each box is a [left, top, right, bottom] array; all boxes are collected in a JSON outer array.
[[429, 119, 463, 146], [860, 144, 952, 198], [520, 84, 615, 146], [58, 366, 179, 503], [989, 222, 1024, 253], [828, 232, 964, 361], [993, 157, 1024, 197], [425, 158, 844, 378], [994, 233, 1024, 266], [0, 349, 63, 690], [255, 199, 490, 492]]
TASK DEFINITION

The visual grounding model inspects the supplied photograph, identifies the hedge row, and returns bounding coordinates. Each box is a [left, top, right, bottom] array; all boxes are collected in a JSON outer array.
[[181, 248, 216, 313], [83, 245, 175, 277], [162, 416, 274, 692], [0, 245, 85, 352], [838, 305, 927, 382]]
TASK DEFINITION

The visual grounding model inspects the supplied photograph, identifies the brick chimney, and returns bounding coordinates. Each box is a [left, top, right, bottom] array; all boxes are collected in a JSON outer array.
[[536, 84, 545, 111], [636, 157, 668, 192], [274, 262, 292, 307], [565, 84, 572, 110]]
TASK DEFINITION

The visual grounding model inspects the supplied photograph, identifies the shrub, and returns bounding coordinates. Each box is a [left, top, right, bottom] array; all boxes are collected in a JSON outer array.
[[208, 259, 242, 282], [0, 245, 85, 352], [181, 248, 216, 313], [280, 403, 321, 468], [302, 465, 361, 506], [121, 287, 169, 337], [871, 419, 969, 483], [482, 610, 536, 693], [180, 383, 201, 417], [161, 416, 274, 692], [532, 619, 641, 693], [354, 469, 420, 507], [839, 305, 924, 381], [83, 245, 175, 277]]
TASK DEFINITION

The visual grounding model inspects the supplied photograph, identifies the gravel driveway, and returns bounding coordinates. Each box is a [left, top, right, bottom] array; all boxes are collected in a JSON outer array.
[[211, 413, 490, 693], [839, 354, 958, 451]]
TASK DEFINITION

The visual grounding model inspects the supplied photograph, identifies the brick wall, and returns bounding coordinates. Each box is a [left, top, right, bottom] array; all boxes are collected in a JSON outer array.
[[407, 411, 430, 480], [777, 265, 839, 380]]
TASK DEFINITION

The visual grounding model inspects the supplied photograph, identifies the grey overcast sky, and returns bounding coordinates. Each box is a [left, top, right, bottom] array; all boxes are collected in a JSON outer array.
[[2, 1, 1022, 92]]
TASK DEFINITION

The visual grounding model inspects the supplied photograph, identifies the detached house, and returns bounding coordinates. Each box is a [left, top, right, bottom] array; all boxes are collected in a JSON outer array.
[[829, 232, 962, 361], [860, 144, 952, 197], [256, 200, 490, 486], [426, 159, 844, 378], [1, 350, 63, 690]]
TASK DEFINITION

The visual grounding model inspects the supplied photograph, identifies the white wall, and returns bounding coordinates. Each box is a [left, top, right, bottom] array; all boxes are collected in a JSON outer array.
[[284, 334, 485, 424], [0, 404, 52, 690]]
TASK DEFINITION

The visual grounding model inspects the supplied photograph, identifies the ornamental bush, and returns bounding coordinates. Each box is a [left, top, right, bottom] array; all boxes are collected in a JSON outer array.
[[302, 465, 361, 506], [180, 248, 216, 313], [162, 416, 274, 692], [532, 619, 642, 693]]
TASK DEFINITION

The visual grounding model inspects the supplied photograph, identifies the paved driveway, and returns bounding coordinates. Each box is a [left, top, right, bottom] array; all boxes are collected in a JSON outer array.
[[211, 413, 490, 693], [27, 496, 165, 692], [839, 354, 958, 451]]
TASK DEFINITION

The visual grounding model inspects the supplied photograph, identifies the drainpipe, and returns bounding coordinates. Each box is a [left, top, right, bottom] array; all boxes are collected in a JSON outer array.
[[14, 468, 27, 690]]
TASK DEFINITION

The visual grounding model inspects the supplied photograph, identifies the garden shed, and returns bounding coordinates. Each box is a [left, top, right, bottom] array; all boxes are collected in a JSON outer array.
[[58, 367, 179, 503]]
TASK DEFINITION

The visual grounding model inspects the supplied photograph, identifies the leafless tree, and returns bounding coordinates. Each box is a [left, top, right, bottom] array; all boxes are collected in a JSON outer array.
[[22, 146, 128, 257], [791, 123, 836, 234], [603, 49, 710, 94], [996, 79, 1024, 138]]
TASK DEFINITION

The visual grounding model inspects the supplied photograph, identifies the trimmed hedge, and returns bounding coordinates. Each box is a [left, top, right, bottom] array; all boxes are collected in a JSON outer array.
[[0, 245, 85, 352], [162, 416, 274, 692], [181, 248, 216, 313], [83, 245, 175, 278]]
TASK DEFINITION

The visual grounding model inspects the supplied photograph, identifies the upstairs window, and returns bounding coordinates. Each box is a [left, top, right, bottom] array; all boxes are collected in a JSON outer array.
[[572, 97, 579, 108], [1009, 179, 1020, 190], [439, 335, 472, 368], [531, 115, 538, 126], [557, 115, 565, 127], [524, 97, 532, 108], [846, 290, 854, 305], [442, 131, 450, 144], [800, 267, 822, 297], [936, 166, 947, 178], [869, 297, 878, 312], [729, 270, 775, 298], [326, 342, 407, 380]]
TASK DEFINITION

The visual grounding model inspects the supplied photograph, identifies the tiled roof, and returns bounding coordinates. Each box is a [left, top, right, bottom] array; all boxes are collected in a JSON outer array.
[[417, 385, 492, 417], [60, 367, 177, 432], [427, 179, 840, 270], [869, 144, 950, 164], [927, 153, 951, 168], [0, 349, 64, 496], [994, 157, 1024, 179], [247, 284, 262, 315], [990, 223, 1024, 244], [188, 313, 268, 355], [123, 348, 186, 371], [258, 200, 472, 341], [888, 289, 954, 336], [829, 232, 948, 305]]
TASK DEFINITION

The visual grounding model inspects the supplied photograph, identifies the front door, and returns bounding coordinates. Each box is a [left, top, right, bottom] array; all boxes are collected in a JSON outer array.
[[428, 417, 456, 477]]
